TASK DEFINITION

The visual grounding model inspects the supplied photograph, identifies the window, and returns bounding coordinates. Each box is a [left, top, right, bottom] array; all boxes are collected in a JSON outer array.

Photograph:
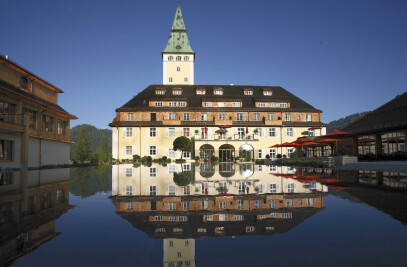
[[125, 146, 133, 155], [258, 149, 263, 159], [259, 214, 268, 219], [202, 200, 209, 209], [125, 167, 133, 177], [234, 215, 243, 221], [123, 185, 133, 195], [148, 167, 157, 177], [285, 114, 291, 121], [183, 128, 190, 137], [155, 215, 163, 221], [184, 78, 188, 83], [237, 113, 244, 121], [263, 91, 272, 96], [155, 89, 166, 95], [219, 214, 227, 221], [23, 108, 36, 129], [168, 56, 173, 61], [218, 102, 226, 107], [197, 228, 207, 233], [185, 240, 189, 246], [150, 113, 156, 121], [178, 102, 186, 107], [169, 202, 176, 210], [255, 128, 264, 137], [173, 90, 182, 95], [308, 198, 314, 206], [57, 121, 66, 135], [306, 114, 312, 121], [286, 128, 294, 137], [168, 149, 176, 159], [269, 200, 276, 208], [286, 199, 293, 207], [270, 103, 276, 108], [169, 113, 175, 120], [168, 185, 176, 196], [270, 183, 277, 193], [204, 102, 212, 107], [267, 114, 274, 120], [127, 113, 133, 121], [269, 150, 277, 159], [177, 67, 181, 72], [287, 183, 295, 193], [258, 103, 266, 108], [214, 89, 223, 95], [280, 103, 287, 108], [169, 102, 177, 107], [155, 102, 163, 107], [149, 146, 157, 156], [0, 140, 13, 160], [237, 128, 245, 139], [183, 185, 191, 195], [254, 113, 260, 121], [204, 215, 212, 221], [218, 113, 226, 120], [244, 90, 253, 95], [268, 128, 277, 137], [149, 185, 157, 195], [183, 113, 190, 121], [168, 128, 176, 137], [20, 76, 28, 90], [196, 90, 206, 95], [183, 201, 190, 210], [179, 216, 187, 222], [308, 129, 314, 137], [43, 115, 54, 132], [184, 56, 189, 61], [126, 127, 133, 137], [219, 202, 227, 209], [176, 56, 181, 61], [155, 228, 165, 233], [182, 151, 191, 158], [232, 102, 241, 107], [169, 77, 173, 82], [297, 115, 301, 120], [201, 113, 207, 121], [149, 128, 156, 137], [238, 200, 245, 210], [282, 213, 290, 219], [255, 200, 261, 209], [270, 213, 278, 218]]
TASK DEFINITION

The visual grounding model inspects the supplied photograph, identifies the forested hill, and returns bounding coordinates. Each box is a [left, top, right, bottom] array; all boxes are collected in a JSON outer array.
[[326, 112, 370, 133], [70, 124, 112, 158]]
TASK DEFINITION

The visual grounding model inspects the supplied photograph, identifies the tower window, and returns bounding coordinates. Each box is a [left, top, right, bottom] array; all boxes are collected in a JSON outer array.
[[176, 56, 181, 61], [20, 76, 28, 90], [168, 56, 173, 61], [184, 77, 188, 82], [169, 77, 173, 82], [184, 56, 189, 61], [177, 67, 180, 72]]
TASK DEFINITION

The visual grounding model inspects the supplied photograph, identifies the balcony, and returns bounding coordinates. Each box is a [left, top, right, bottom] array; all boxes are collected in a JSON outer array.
[[0, 113, 24, 132], [194, 133, 258, 141]]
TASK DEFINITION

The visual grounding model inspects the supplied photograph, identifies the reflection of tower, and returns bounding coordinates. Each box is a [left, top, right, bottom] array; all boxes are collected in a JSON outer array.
[[163, 239, 195, 267]]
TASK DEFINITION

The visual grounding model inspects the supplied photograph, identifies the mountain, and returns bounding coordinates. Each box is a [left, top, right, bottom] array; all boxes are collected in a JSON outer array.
[[326, 112, 370, 133], [70, 124, 112, 159]]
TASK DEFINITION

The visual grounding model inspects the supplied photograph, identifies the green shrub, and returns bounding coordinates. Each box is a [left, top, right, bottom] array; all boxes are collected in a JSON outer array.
[[133, 154, 141, 161], [277, 154, 282, 159], [194, 156, 200, 161]]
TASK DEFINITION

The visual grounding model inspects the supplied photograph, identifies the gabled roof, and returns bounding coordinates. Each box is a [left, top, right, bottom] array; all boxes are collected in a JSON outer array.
[[344, 92, 407, 134], [117, 84, 321, 112], [162, 3, 194, 54]]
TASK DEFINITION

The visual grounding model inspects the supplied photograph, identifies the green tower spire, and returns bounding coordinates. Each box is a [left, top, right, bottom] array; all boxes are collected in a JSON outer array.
[[163, 3, 194, 54]]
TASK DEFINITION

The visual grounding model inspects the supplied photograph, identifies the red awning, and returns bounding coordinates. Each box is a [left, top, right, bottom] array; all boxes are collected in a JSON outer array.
[[219, 125, 231, 128], [292, 138, 313, 144], [308, 126, 321, 130], [323, 130, 352, 137], [302, 142, 323, 146], [317, 138, 342, 143]]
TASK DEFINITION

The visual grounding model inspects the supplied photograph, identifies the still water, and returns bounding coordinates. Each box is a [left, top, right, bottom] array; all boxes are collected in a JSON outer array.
[[1, 163, 407, 266]]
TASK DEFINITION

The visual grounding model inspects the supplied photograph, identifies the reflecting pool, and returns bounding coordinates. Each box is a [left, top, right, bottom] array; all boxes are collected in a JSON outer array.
[[1, 164, 407, 266]]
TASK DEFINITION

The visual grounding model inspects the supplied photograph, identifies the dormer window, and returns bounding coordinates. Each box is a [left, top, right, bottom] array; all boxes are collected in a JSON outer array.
[[172, 89, 182, 95], [270, 103, 276, 108], [196, 88, 206, 95], [244, 89, 253, 95], [214, 88, 223, 95], [20, 76, 28, 91], [155, 89, 166, 95], [280, 103, 287, 108], [258, 103, 266, 108], [263, 90, 273, 96], [203, 102, 212, 107]]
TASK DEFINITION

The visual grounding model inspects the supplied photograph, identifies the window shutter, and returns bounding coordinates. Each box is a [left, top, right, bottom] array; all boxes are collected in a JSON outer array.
[[146, 186, 150, 195], [146, 128, 150, 138], [292, 128, 296, 137], [208, 128, 212, 139], [122, 146, 126, 156], [132, 146, 135, 155], [122, 186, 126, 194], [146, 146, 150, 156], [122, 128, 126, 138], [156, 146, 159, 157], [165, 128, 169, 137]]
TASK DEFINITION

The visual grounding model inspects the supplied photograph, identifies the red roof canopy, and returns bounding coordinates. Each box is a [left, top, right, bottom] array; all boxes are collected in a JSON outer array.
[[218, 125, 231, 128], [317, 138, 342, 143], [292, 138, 313, 144], [308, 126, 321, 130], [324, 130, 351, 137]]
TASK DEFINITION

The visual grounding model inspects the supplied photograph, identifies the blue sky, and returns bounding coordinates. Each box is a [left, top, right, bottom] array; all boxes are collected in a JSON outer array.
[[1, 0, 406, 129]]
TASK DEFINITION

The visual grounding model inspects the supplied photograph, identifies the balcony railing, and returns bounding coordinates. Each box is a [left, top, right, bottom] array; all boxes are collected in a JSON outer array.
[[194, 133, 258, 141], [0, 113, 24, 127]]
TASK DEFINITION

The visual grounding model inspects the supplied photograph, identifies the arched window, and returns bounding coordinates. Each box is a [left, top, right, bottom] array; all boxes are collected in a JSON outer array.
[[168, 56, 173, 61], [176, 56, 181, 61], [183, 56, 189, 61]]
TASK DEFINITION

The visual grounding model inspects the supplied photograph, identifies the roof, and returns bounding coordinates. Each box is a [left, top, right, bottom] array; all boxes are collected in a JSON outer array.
[[162, 3, 194, 54], [0, 54, 63, 93], [344, 92, 407, 135], [0, 79, 77, 119], [117, 84, 321, 112]]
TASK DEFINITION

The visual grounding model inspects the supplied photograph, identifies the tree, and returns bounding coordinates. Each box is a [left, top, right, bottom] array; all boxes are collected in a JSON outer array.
[[173, 171, 193, 186], [74, 128, 92, 163], [173, 136, 192, 159], [96, 136, 109, 164]]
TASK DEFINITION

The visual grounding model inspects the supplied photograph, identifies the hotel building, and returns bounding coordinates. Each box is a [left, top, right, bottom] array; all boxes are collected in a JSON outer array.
[[109, 3, 325, 161], [0, 55, 77, 169]]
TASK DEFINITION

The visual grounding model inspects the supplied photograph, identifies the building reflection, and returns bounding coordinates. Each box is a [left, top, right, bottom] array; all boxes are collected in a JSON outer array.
[[111, 163, 327, 266], [0, 169, 73, 265]]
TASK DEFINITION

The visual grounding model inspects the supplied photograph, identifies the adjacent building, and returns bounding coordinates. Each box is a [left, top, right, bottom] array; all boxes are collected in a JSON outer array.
[[344, 92, 407, 159], [109, 3, 325, 162], [0, 55, 77, 169]]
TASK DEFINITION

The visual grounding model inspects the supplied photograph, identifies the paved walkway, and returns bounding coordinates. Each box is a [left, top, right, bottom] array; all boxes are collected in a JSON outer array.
[[335, 161, 407, 172]]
